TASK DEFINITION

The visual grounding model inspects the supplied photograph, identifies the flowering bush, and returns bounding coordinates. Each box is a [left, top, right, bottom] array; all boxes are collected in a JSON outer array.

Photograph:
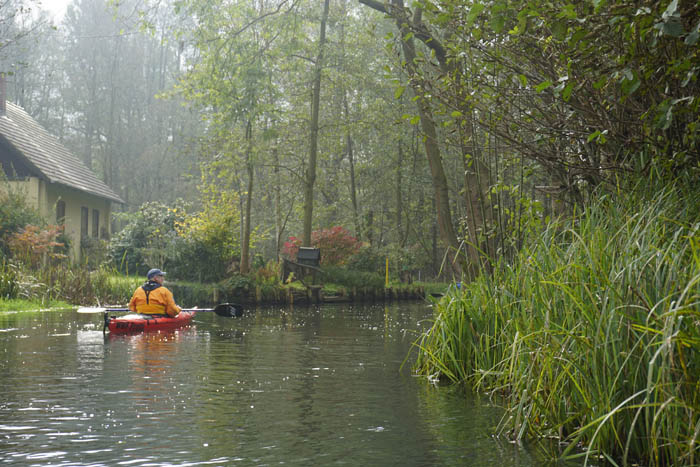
[[282, 226, 361, 266], [282, 236, 301, 259]]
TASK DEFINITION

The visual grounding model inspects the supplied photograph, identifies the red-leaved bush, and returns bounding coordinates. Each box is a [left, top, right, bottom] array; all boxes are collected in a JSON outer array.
[[9, 224, 66, 268], [282, 226, 360, 266]]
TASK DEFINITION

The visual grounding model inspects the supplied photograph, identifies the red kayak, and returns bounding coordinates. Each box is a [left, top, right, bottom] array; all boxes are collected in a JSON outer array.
[[106, 311, 196, 334]]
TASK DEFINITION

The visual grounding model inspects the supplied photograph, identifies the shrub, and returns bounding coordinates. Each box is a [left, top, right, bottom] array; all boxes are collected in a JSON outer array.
[[172, 188, 244, 281], [0, 186, 43, 257], [252, 260, 280, 290], [320, 265, 384, 289], [345, 245, 384, 272], [167, 281, 215, 307], [283, 226, 361, 266], [80, 236, 108, 270], [217, 274, 255, 302], [8, 224, 67, 268], [169, 236, 231, 282], [108, 200, 187, 275]]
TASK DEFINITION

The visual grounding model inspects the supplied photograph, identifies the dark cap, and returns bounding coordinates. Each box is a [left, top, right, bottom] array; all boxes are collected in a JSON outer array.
[[147, 268, 166, 280]]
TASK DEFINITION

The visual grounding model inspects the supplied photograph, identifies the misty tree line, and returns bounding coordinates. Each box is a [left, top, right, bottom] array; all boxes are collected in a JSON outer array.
[[1, 0, 698, 280]]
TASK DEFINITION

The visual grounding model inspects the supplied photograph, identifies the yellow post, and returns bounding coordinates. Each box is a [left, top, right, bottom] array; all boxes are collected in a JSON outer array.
[[385, 257, 389, 287]]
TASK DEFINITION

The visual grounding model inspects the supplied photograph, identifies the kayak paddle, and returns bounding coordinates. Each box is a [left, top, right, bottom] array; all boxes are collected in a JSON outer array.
[[77, 303, 243, 318]]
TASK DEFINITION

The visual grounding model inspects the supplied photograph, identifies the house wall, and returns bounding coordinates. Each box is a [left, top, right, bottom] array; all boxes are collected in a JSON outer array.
[[3, 177, 113, 262]]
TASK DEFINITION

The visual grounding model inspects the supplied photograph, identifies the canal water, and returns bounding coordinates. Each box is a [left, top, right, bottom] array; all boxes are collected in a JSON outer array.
[[1, 303, 579, 466]]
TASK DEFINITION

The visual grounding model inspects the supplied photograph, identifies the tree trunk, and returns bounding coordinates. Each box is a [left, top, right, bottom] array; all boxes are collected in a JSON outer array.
[[240, 119, 254, 274], [273, 146, 282, 262], [396, 140, 404, 246], [339, 14, 360, 240], [302, 0, 330, 247], [460, 107, 493, 277], [347, 131, 360, 239], [359, 0, 467, 278], [392, 1, 465, 277]]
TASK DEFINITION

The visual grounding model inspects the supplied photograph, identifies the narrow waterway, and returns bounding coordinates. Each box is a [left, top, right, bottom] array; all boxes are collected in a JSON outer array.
[[0, 303, 580, 466]]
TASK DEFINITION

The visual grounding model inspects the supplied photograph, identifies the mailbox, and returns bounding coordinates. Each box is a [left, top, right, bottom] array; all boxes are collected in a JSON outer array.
[[297, 247, 321, 267]]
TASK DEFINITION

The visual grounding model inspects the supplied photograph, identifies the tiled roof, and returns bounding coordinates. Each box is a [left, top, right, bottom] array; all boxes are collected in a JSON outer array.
[[0, 101, 124, 204]]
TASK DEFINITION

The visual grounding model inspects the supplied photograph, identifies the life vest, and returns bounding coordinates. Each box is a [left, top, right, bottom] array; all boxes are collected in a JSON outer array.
[[142, 281, 161, 302], [128, 281, 180, 316]]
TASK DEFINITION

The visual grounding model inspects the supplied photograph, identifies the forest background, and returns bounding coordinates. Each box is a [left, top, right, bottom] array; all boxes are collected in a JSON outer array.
[[1, 0, 697, 285]]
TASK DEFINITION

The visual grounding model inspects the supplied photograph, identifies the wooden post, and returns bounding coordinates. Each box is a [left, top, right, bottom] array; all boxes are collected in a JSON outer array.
[[310, 285, 322, 303]]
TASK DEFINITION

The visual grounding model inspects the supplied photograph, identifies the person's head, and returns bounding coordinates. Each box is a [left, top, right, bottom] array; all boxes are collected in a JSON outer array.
[[147, 268, 166, 283]]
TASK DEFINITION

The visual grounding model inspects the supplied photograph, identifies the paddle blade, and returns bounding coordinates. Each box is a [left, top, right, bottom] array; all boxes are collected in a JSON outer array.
[[77, 307, 107, 314], [213, 303, 243, 317], [77, 307, 129, 314]]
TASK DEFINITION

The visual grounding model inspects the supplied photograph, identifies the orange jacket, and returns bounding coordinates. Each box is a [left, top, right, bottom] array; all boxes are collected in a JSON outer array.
[[128, 282, 181, 317]]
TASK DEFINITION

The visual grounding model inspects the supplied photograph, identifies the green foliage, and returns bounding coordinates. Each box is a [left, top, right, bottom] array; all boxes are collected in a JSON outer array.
[[0, 260, 19, 299], [167, 281, 216, 308], [80, 236, 109, 271], [347, 244, 433, 282], [218, 273, 254, 298], [345, 245, 385, 273], [320, 266, 384, 290], [0, 186, 43, 258], [107, 191, 247, 283], [251, 260, 281, 294], [0, 298, 73, 312], [171, 187, 242, 282], [439, 0, 699, 178], [415, 181, 700, 466], [87, 269, 142, 306], [108, 200, 188, 276], [414, 281, 448, 297]]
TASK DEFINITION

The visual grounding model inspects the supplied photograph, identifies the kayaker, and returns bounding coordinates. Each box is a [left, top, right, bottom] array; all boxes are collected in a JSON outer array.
[[128, 268, 181, 317]]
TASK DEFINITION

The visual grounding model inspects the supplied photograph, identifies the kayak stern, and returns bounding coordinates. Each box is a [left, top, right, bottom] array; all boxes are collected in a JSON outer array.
[[105, 311, 196, 334]]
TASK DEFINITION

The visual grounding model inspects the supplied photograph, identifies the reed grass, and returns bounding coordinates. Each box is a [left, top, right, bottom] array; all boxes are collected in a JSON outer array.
[[415, 184, 700, 466], [0, 259, 142, 306]]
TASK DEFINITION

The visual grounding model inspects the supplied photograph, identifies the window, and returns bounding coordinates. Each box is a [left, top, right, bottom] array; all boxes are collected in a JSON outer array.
[[92, 209, 99, 238], [81, 207, 88, 238], [56, 200, 65, 225]]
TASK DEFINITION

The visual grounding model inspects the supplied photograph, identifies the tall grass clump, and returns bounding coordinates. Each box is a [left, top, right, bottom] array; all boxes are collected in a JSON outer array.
[[415, 183, 700, 466]]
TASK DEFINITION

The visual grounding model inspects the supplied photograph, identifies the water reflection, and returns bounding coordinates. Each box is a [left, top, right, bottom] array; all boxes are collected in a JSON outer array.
[[0, 304, 583, 466]]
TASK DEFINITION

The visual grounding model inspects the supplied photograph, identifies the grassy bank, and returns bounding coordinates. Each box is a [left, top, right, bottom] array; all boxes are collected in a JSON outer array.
[[415, 184, 700, 466], [0, 298, 73, 312]]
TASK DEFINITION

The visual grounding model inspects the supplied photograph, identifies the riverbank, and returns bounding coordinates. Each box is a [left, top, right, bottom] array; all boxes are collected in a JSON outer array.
[[0, 279, 441, 312], [0, 298, 73, 312], [171, 281, 433, 307], [414, 184, 700, 466]]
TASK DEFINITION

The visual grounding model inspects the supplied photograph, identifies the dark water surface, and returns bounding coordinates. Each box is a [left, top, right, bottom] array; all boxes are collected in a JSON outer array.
[[1, 303, 575, 466]]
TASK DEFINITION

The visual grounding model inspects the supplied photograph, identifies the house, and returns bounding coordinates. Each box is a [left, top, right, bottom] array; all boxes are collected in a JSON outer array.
[[0, 80, 124, 261]]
